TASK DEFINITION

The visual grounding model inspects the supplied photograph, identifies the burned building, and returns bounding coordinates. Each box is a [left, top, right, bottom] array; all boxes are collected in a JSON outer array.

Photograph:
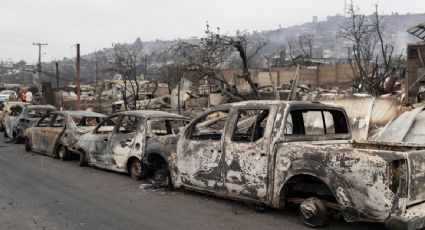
[[406, 22, 425, 103]]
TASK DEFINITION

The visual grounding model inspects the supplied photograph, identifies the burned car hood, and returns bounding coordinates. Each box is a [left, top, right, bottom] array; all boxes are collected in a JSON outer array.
[[63, 126, 97, 148], [76, 126, 96, 134]]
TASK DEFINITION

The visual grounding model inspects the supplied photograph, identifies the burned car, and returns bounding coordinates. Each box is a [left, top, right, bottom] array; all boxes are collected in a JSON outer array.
[[111, 95, 171, 112], [4, 104, 56, 143], [0, 90, 17, 103], [24, 111, 106, 160], [169, 101, 425, 229], [0, 101, 29, 131], [75, 110, 190, 181]]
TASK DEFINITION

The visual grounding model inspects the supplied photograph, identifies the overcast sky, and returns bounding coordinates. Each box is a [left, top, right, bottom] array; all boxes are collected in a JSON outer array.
[[0, 0, 424, 63]]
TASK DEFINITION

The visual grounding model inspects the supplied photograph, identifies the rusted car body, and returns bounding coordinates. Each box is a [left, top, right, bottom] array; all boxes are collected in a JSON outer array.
[[24, 111, 106, 160], [4, 104, 56, 143], [75, 110, 190, 180], [170, 101, 425, 229], [0, 101, 29, 131]]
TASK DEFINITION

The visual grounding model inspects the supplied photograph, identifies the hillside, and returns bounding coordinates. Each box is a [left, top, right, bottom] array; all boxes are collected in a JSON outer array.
[[2, 12, 425, 86]]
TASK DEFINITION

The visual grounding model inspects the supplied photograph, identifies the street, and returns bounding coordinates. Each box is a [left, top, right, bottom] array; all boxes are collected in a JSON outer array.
[[0, 134, 383, 230]]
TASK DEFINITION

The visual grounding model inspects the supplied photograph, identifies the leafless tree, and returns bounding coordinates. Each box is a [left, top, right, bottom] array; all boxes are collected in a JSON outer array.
[[263, 55, 280, 100], [108, 44, 142, 110], [285, 34, 315, 66], [298, 34, 314, 58], [287, 36, 297, 62], [340, 1, 401, 94], [161, 63, 196, 114], [169, 23, 266, 101]]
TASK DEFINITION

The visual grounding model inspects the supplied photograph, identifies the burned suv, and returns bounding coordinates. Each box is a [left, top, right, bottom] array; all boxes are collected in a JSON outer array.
[[75, 110, 190, 182]]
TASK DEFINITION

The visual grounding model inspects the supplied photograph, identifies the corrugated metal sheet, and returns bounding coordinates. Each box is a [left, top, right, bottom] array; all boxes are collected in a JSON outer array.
[[377, 108, 425, 143], [303, 93, 403, 140]]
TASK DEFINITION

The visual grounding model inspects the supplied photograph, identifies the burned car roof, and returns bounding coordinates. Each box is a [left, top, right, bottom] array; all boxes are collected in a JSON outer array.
[[50, 110, 106, 117], [25, 105, 57, 110], [112, 110, 189, 119]]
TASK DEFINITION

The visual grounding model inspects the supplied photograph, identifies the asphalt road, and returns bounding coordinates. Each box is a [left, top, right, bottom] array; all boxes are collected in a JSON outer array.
[[0, 134, 384, 230]]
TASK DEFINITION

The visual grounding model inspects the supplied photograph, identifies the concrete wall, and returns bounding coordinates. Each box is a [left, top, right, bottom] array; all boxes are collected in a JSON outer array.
[[222, 64, 357, 92]]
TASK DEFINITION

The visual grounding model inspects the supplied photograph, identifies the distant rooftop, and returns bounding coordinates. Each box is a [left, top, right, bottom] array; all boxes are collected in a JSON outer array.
[[408, 22, 425, 40]]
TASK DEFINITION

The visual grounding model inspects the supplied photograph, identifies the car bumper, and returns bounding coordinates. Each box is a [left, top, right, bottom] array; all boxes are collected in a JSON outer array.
[[386, 202, 425, 230]]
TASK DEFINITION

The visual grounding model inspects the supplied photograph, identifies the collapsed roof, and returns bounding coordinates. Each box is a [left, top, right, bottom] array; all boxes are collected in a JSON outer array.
[[408, 22, 425, 40]]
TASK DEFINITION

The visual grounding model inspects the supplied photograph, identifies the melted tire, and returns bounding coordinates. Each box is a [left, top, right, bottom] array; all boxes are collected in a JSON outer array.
[[25, 138, 32, 152], [79, 151, 88, 167], [299, 197, 327, 228], [12, 132, 22, 144], [152, 168, 171, 188], [57, 145, 69, 161]]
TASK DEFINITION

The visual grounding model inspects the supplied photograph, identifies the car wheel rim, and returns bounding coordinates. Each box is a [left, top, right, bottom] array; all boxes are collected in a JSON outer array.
[[299, 198, 326, 227], [25, 139, 30, 150], [59, 147, 65, 159], [131, 161, 141, 177]]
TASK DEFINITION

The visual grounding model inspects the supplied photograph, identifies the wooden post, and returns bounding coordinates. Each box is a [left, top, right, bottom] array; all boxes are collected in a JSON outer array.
[[55, 62, 59, 89], [76, 43, 81, 110], [316, 66, 320, 87], [335, 64, 339, 86]]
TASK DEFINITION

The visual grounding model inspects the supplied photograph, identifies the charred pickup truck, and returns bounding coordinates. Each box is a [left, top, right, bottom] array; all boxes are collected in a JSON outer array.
[[169, 101, 425, 230], [75, 110, 190, 181]]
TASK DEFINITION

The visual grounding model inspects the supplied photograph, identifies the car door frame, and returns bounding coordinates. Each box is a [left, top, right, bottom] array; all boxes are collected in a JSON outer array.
[[29, 113, 56, 153], [222, 105, 277, 202], [177, 107, 233, 194], [88, 114, 121, 168], [44, 113, 67, 155], [107, 114, 142, 172]]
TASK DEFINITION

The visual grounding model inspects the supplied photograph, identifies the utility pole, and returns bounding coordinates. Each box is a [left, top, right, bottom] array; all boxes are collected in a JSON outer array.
[[144, 55, 148, 81], [94, 61, 98, 93], [95, 61, 102, 112], [55, 62, 59, 88], [76, 43, 81, 110], [33, 42, 48, 92]]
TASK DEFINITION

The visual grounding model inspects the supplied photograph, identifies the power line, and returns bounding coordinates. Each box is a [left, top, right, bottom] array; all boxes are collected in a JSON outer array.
[[0, 32, 39, 42], [0, 39, 33, 46], [0, 64, 79, 85]]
